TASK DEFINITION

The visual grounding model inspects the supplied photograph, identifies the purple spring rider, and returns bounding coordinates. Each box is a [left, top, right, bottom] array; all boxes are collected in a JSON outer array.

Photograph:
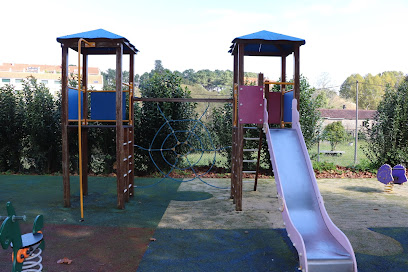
[[377, 164, 407, 185]]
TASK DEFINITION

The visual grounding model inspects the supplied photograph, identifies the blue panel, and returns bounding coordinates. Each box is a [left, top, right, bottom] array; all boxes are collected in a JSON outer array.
[[68, 88, 83, 120], [283, 91, 293, 122], [90, 92, 127, 120]]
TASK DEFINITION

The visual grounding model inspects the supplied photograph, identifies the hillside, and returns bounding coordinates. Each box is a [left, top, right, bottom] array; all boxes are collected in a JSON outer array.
[[182, 84, 230, 121]]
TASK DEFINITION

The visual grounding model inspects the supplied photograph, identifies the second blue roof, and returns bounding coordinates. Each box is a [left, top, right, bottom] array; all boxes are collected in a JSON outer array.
[[230, 30, 305, 56]]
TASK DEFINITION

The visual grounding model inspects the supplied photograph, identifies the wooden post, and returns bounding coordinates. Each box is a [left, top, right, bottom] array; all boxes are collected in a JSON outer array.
[[281, 55, 287, 128], [294, 45, 300, 111], [231, 128, 237, 202], [116, 44, 125, 209], [129, 53, 135, 197], [231, 53, 239, 200], [235, 42, 245, 211], [124, 127, 130, 202], [254, 73, 264, 191], [81, 53, 89, 196], [61, 45, 70, 208]]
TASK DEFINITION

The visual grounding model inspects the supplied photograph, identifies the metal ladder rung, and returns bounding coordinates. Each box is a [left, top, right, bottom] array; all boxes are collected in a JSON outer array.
[[243, 149, 258, 152], [243, 126, 258, 130], [243, 159, 257, 163], [244, 137, 259, 141], [243, 170, 256, 174]]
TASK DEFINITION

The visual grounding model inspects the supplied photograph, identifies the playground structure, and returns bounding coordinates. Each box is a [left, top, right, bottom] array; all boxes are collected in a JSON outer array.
[[55, 28, 358, 271], [0, 202, 44, 272], [57, 29, 138, 214], [229, 30, 357, 271], [377, 164, 407, 192]]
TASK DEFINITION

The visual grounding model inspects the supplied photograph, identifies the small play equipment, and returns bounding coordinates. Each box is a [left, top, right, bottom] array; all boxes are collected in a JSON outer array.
[[0, 202, 44, 272], [229, 30, 357, 271], [57, 29, 138, 215], [377, 164, 407, 192]]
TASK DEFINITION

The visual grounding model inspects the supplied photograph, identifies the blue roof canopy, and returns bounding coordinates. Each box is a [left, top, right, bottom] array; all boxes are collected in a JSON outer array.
[[57, 29, 138, 55], [229, 30, 305, 56]]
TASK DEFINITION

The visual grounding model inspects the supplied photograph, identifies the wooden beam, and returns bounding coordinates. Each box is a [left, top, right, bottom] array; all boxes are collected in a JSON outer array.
[[236, 43, 245, 211], [116, 44, 125, 209], [129, 53, 135, 197], [281, 55, 287, 127], [133, 97, 232, 103], [294, 45, 300, 111], [61, 46, 70, 208], [238, 43, 245, 87], [231, 52, 239, 199], [81, 53, 89, 196], [236, 122, 243, 211]]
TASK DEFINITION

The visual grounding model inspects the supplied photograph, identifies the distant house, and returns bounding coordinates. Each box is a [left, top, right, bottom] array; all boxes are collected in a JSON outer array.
[[0, 63, 103, 96], [318, 108, 377, 135]]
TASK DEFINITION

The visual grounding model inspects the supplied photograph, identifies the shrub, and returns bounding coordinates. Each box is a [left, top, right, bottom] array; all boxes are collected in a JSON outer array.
[[364, 81, 408, 167], [322, 121, 347, 151]]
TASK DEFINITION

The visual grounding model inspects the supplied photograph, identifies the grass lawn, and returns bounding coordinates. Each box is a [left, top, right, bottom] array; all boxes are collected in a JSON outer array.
[[309, 140, 369, 166]]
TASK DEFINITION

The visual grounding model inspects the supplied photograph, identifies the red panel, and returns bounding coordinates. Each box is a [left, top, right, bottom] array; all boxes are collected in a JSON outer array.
[[267, 92, 281, 124], [238, 86, 264, 124]]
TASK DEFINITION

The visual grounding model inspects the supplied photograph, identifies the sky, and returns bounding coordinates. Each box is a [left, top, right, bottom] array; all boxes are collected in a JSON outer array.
[[2, 0, 408, 89]]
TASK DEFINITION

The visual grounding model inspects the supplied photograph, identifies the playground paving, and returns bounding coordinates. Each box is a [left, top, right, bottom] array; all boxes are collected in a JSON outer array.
[[1, 175, 408, 271]]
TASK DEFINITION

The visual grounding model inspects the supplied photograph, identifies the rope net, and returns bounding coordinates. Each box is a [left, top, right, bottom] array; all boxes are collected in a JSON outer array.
[[135, 104, 230, 189]]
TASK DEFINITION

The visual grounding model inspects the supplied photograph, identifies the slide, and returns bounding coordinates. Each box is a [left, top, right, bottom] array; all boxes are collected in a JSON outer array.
[[263, 99, 357, 272]]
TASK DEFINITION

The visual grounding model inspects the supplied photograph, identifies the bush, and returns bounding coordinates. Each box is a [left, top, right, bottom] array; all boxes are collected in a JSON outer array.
[[312, 161, 337, 172], [134, 70, 197, 174], [323, 121, 347, 151], [364, 81, 408, 167], [0, 85, 24, 172]]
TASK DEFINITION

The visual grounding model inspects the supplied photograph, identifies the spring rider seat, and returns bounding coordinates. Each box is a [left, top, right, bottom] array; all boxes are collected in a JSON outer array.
[[377, 164, 407, 192], [0, 202, 44, 272]]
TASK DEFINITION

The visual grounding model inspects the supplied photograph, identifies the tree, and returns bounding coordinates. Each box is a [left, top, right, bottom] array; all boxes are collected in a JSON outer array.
[[0, 85, 24, 172], [339, 71, 405, 110], [298, 76, 323, 149], [102, 69, 130, 90], [322, 121, 347, 151], [154, 60, 164, 73], [134, 68, 196, 174], [21, 77, 61, 173], [364, 81, 408, 167]]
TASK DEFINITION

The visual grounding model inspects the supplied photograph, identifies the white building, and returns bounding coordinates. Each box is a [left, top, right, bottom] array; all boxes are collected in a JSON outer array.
[[0, 63, 103, 95]]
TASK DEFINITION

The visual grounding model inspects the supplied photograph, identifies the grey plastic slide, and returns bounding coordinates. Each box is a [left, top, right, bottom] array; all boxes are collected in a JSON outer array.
[[263, 99, 357, 272]]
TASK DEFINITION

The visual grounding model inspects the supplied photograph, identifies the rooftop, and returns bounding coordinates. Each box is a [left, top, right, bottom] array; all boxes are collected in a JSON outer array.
[[57, 28, 138, 55], [319, 109, 377, 120], [229, 30, 305, 57]]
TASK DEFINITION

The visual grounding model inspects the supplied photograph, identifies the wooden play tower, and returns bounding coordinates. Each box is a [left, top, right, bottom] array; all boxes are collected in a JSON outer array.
[[57, 29, 138, 215], [229, 30, 305, 211]]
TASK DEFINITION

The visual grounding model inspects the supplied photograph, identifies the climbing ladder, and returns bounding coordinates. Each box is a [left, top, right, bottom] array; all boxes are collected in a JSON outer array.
[[242, 126, 263, 191], [123, 127, 134, 201]]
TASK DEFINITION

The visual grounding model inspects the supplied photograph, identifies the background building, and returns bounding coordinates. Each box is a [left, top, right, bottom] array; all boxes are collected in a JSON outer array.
[[0, 63, 103, 95]]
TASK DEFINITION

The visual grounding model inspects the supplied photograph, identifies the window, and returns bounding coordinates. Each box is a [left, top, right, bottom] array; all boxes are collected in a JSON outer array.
[[93, 80, 99, 84], [41, 80, 48, 84], [15, 79, 23, 83], [2, 78, 10, 83], [54, 80, 61, 84]]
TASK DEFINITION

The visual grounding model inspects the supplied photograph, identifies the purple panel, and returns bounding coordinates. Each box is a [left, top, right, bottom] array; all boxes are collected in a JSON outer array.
[[377, 164, 393, 184], [392, 164, 407, 184], [267, 92, 281, 124], [238, 86, 264, 124]]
